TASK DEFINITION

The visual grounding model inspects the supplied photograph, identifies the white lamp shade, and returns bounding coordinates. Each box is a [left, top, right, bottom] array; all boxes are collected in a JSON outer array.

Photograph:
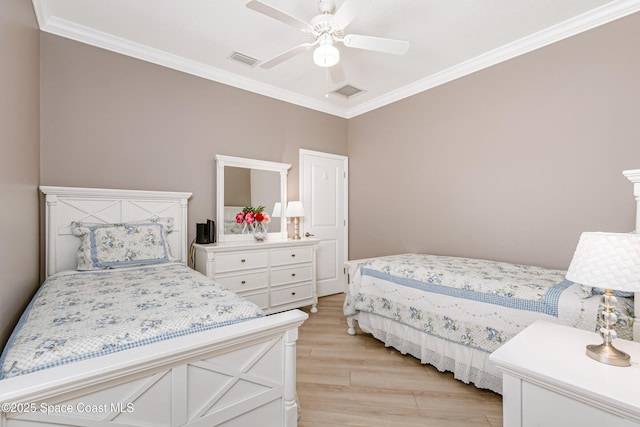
[[286, 201, 305, 217], [272, 202, 282, 217], [566, 232, 640, 292]]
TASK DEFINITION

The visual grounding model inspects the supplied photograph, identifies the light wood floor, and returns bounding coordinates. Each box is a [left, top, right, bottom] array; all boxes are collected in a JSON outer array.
[[296, 294, 503, 427]]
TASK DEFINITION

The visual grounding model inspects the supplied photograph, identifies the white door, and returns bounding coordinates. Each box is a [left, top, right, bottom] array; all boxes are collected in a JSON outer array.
[[300, 149, 348, 297]]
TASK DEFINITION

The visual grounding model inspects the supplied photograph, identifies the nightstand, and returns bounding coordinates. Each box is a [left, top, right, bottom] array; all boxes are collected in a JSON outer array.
[[490, 320, 640, 427]]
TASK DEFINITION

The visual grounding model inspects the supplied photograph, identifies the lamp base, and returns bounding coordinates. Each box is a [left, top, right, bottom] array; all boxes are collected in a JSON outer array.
[[292, 217, 301, 240], [586, 343, 631, 367]]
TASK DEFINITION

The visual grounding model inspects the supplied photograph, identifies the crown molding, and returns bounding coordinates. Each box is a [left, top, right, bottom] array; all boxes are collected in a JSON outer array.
[[34, 0, 640, 119]]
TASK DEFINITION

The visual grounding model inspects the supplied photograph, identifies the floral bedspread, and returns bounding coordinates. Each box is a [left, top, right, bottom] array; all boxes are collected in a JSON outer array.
[[0, 263, 264, 379], [344, 254, 633, 354]]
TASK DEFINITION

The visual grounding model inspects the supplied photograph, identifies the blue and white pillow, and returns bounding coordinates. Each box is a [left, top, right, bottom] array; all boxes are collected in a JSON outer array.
[[71, 217, 174, 270]]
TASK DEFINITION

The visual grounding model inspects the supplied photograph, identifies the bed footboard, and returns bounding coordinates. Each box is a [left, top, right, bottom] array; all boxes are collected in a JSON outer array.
[[0, 310, 308, 427]]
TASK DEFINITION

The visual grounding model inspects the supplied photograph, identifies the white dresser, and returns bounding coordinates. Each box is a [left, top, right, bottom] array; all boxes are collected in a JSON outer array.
[[490, 321, 640, 427], [193, 239, 318, 315]]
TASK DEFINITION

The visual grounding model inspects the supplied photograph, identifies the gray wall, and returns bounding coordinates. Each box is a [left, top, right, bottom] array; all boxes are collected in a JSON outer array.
[[39, 33, 349, 243], [0, 1, 41, 346], [348, 12, 640, 269], [4, 10, 640, 349]]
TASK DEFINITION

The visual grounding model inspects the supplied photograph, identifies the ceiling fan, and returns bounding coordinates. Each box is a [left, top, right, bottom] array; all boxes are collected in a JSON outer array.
[[246, 0, 410, 69]]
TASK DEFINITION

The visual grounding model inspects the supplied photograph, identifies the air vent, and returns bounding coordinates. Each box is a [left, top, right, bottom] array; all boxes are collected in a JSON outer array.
[[228, 51, 259, 67], [333, 84, 364, 98]]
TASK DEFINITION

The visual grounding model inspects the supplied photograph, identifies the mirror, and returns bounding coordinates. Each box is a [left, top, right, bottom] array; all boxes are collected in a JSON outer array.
[[216, 155, 291, 242]]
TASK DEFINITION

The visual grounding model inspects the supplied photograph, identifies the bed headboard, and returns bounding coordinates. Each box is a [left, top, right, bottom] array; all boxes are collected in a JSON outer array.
[[624, 169, 640, 233], [40, 186, 192, 277], [623, 169, 640, 340]]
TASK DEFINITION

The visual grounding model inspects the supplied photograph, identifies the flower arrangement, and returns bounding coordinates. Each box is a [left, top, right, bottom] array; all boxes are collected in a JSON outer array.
[[235, 206, 271, 226], [236, 206, 270, 241]]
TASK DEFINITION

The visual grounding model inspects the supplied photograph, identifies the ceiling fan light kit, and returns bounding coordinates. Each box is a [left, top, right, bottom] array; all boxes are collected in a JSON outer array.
[[313, 34, 339, 67], [247, 0, 409, 71]]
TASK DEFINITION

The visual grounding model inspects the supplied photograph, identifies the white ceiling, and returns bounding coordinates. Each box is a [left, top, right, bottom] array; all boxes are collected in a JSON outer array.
[[32, 0, 640, 118]]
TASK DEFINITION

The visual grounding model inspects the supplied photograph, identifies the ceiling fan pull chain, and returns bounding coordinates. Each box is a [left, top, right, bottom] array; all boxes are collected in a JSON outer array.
[[325, 68, 330, 98]]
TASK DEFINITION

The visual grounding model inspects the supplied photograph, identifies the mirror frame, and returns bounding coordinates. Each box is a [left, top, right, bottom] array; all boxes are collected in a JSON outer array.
[[215, 154, 291, 243]]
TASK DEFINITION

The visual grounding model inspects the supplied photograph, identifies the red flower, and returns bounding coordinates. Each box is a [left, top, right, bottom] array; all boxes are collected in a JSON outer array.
[[236, 206, 268, 225]]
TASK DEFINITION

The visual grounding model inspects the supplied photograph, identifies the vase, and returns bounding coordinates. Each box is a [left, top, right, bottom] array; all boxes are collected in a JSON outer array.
[[251, 222, 268, 241]]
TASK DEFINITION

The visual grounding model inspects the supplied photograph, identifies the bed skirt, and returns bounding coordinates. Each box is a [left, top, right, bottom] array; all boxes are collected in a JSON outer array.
[[350, 311, 503, 394]]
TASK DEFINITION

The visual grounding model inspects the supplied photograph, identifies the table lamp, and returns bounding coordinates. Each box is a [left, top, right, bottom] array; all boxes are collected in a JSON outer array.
[[286, 201, 305, 240], [566, 232, 640, 367]]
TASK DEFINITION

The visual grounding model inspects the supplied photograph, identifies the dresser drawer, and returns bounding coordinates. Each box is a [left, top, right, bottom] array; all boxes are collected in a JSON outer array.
[[215, 271, 268, 293], [271, 265, 313, 287], [271, 283, 313, 307], [239, 291, 269, 310], [271, 246, 313, 266], [215, 250, 268, 273]]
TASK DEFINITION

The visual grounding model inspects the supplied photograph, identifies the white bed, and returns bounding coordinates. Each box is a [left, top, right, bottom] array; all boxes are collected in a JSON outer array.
[[345, 168, 640, 395], [0, 186, 307, 427]]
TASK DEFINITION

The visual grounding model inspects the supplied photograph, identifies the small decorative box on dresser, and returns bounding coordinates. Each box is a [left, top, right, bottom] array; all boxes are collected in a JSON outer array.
[[490, 321, 640, 427], [193, 239, 319, 314]]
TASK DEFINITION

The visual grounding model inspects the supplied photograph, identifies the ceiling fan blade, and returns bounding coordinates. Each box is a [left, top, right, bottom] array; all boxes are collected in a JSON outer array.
[[246, 0, 314, 33], [260, 42, 316, 69], [342, 34, 409, 55], [333, 0, 373, 29]]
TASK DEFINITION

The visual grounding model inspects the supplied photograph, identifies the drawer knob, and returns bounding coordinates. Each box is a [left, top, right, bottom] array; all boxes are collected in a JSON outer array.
[[291, 254, 296, 257], [291, 292, 296, 296], [241, 280, 246, 284], [241, 259, 246, 263], [291, 273, 296, 277]]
